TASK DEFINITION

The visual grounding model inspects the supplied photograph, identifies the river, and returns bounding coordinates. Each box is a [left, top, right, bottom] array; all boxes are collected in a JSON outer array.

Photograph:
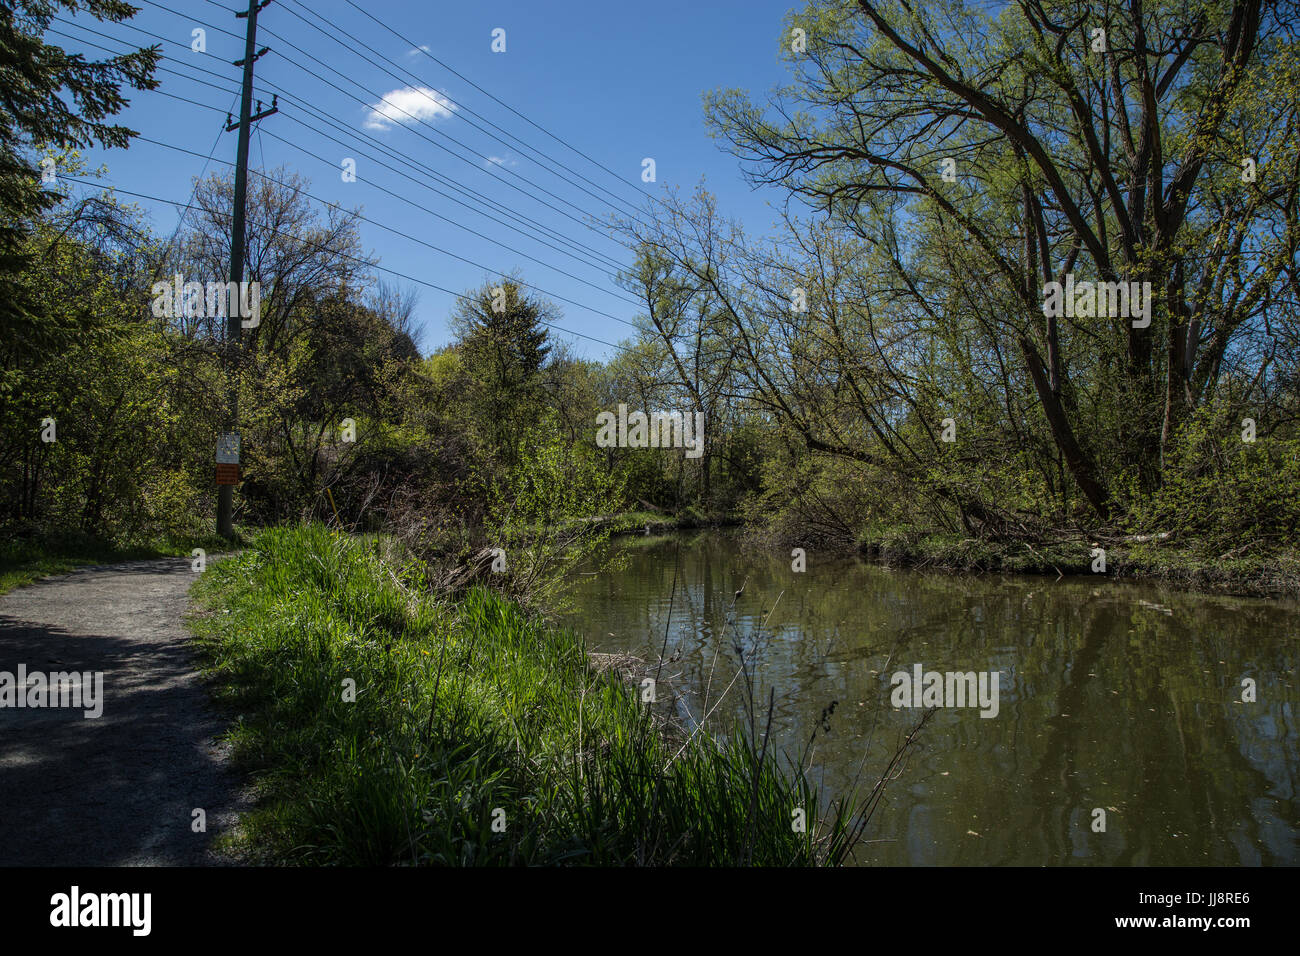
[[562, 529, 1299, 865]]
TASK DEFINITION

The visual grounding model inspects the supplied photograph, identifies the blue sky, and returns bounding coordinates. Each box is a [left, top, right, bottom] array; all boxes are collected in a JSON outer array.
[[53, 0, 804, 359]]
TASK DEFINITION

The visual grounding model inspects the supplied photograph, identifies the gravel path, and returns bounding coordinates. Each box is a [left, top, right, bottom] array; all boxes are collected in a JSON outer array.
[[0, 559, 246, 865]]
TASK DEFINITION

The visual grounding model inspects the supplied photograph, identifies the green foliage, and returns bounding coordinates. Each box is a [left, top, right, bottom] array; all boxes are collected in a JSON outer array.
[[191, 524, 862, 865], [0, 194, 218, 540], [449, 278, 553, 471], [686, 0, 1300, 540], [0, 0, 158, 346], [487, 409, 627, 611], [1129, 409, 1300, 557], [6, 4, 1298, 600]]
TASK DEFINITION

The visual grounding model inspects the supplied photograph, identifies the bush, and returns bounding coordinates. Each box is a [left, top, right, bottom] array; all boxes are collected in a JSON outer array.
[[1128, 410, 1300, 557]]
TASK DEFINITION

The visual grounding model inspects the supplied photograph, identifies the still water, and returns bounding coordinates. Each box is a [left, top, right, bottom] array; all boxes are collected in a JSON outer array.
[[562, 531, 1299, 865]]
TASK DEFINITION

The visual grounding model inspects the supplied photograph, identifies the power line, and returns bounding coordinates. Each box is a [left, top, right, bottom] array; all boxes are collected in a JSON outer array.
[[275, 0, 651, 225], [271, 99, 630, 277], [44, 21, 239, 249], [254, 27, 619, 237], [53, 13, 633, 277], [165, 93, 238, 247], [338, 0, 659, 211], [57, 176, 633, 353], [124, 123, 642, 330], [266, 0, 648, 228], [138, 0, 634, 241], [123, 2, 641, 268], [204, 0, 657, 231], [256, 121, 642, 304], [48, 21, 644, 316], [46, 21, 237, 91]]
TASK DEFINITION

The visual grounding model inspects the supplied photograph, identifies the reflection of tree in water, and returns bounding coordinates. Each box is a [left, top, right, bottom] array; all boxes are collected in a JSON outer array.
[[564, 533, 1300, 865]]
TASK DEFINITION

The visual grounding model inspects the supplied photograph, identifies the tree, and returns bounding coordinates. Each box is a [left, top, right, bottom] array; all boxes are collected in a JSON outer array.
[[0, 180, 215, 537], [0, 0, 158, 349], [616, 246, 741, 509], [175, 166, 370, 355], [449, 277, 553, 470], [702, 0, 1299, 521]]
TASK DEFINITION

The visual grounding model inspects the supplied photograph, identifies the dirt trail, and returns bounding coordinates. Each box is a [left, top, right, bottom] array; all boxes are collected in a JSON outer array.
[[0, 559, 245, 865]]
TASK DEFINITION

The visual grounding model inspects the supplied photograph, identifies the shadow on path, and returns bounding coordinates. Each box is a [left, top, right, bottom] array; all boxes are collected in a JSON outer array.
[[0, 559, 247, 865]]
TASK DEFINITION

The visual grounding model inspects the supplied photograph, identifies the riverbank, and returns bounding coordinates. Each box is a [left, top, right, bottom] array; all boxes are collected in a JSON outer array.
[[590, 507, 740, 537], [186, 523, 866, 865], [853, 529, 1300, 598], [619, 516, 1299, 598]]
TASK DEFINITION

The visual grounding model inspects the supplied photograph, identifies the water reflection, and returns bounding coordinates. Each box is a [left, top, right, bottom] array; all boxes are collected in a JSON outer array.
[[562, 531, 1300, 865]]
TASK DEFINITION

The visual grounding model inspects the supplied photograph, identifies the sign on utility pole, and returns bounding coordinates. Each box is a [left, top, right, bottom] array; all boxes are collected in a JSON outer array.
[[217, 0, 277, 539], [216, 432, 240, 486]]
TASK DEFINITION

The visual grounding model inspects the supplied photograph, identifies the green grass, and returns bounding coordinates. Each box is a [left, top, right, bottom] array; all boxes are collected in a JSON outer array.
[[189, 523, 873, 865], [0, 530, 237, 596]]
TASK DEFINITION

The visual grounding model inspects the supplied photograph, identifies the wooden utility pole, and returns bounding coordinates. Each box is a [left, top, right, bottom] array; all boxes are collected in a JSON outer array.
[[217, 0, 277, 539]]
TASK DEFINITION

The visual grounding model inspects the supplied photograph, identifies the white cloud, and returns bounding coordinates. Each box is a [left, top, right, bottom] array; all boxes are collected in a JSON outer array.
[[486, 155, 517, 168], [364, 86, 455, 131], [406, 44, 431, 57]]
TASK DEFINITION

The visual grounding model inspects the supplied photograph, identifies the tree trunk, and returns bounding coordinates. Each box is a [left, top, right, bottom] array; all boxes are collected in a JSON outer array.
[[1019, 337, 1111, 520]]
